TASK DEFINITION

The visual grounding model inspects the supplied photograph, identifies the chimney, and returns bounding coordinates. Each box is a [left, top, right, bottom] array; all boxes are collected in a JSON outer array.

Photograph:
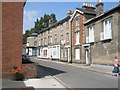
[[96, 0, 104, 16], [82, 2, 95, 12], [67, 10, 73, 16]]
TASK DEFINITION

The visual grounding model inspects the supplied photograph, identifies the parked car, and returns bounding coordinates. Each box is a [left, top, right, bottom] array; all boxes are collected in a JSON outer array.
[[22, 54, 30, 63]]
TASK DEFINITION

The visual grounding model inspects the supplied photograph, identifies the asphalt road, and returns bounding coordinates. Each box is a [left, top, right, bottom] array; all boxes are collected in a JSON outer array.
[[32, 58, 118, 89]]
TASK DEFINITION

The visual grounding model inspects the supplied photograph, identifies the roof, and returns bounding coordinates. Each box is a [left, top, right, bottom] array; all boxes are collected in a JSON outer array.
[[29, 33, 38, 37], [84, 4, 120, 25], [70, 8, 96, 21], [38, 16, 71, 34], [76, 8, 96, 15]]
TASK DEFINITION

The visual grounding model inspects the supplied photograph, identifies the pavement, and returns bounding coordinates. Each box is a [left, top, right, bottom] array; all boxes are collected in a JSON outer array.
[[2, 76, 66, 89]]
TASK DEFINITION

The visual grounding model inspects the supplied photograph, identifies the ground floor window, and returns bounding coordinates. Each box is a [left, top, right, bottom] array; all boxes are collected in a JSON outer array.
[[75, 48, 80, 60], [38, 48, 40, 56], [65, 48, 67, 57], [44, 50, 47, 57]]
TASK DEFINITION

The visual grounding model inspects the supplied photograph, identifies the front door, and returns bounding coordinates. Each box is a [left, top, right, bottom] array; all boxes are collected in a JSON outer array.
[[86, 50, 89, 65]]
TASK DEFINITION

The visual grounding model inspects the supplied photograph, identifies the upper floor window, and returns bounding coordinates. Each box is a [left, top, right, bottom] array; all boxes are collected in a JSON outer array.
[[34, 41, 37, 46], [50, 36, 52, 43], [61, 35, 63, 40], [103, 18, 112, 40], [66, 33, 69, 42], [61, 24, 63, 31], [66, 21, 69, 29], [44, 38, 46, 45], [75, 17, 80, 27], [75, 31, 80, 45], [88, 25, 94, 43], [55, 34, 57, 44], [39, 40, 41, 46]]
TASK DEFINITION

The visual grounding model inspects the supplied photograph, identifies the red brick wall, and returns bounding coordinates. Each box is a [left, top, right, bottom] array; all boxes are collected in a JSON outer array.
[[22, 63, 37, 79], [2, 2, 24, 77], [79, 14, 84, 44], [71, 12, 84, 46]]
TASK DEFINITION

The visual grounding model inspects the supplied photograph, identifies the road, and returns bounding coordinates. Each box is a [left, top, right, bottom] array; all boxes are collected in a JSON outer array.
[[31, 58, 118, 88]]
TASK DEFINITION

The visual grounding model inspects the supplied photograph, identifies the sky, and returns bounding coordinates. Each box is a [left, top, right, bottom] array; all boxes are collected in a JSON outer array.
[[23, 1, 119, 34]]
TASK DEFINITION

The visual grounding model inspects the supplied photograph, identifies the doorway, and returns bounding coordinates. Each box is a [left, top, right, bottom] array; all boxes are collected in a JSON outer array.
[[85, 49, 90, 65]]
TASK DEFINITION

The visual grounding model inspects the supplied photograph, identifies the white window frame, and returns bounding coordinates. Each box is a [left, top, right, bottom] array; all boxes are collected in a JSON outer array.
[[75, 31, 80, 45], [75, 48, 80, 60], [103, 18, 112, 40], [65, 48, 67, 57], [75, 16, 80, 27], [88, 25, 94, 43], [66, 33, 69, 42]]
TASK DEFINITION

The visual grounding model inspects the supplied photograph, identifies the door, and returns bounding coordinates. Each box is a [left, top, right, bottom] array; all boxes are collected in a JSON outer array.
[[29, 48, 32, 56], [86, 50, 89, 65], [67, 48, 70, 62]]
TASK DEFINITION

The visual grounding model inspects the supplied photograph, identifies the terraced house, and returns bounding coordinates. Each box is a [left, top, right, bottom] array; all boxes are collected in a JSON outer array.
[[26, 33, 38, 56], [36, 11, 72, 61], [83, 2, 120, 65], [70, 2, 96, 64]]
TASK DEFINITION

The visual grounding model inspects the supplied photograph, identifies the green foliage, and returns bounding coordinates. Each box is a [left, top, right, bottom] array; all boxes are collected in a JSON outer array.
[[22, 13, 57, 44]]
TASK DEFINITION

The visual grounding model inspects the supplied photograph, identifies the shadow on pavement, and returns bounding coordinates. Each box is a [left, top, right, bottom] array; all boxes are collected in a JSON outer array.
[[37, 65, 66, 78]]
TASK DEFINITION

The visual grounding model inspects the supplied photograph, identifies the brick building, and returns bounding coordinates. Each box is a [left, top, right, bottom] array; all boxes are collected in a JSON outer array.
[[70, 2, 96, 64], [2, 1, 26, 77], [83, 2, 120, 65]]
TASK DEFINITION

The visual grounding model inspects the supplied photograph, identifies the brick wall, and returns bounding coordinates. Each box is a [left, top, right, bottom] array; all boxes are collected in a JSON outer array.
[[22, 63, 37, 79], [2, 2, 24, 77]]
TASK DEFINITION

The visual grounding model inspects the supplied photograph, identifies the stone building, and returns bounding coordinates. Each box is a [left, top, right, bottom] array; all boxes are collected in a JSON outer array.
[[1, 1, 26, 77], [83, 2, 120, 65], [70, 2, 96, 64], [26, 33, 38, 56], [36, 11, 72, 61]]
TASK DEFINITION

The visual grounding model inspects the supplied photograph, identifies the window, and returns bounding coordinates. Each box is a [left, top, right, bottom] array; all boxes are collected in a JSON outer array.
[[38, 48, 40, 56], [61, 35, 63, 40], [65, 48, 67, 57], [34, 41, 37, 46], [53, 47, 56, 56], [66, 21, 69, 29], [103, 18, 112, 40], [75, 31, 80, 45], [75, 17, 80, 27], [75, 48, 80, 60], [44, 50, 47, 57], [41, 39, 43, 46], [50, 36, 52, 43], [88, 26, 94, 43], [44, 38, 46, 45], [39, 40, 41, 46], [66, 33, 69, 42], [55, 34, 57, 44]]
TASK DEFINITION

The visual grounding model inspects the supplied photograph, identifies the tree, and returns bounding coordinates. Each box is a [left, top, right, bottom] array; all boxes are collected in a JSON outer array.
[[22, 13, 57, 44]]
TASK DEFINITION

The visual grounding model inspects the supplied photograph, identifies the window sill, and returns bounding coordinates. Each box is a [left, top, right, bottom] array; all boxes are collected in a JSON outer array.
[[75, 43, 80, 45], [100, 38, 112, 42]]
